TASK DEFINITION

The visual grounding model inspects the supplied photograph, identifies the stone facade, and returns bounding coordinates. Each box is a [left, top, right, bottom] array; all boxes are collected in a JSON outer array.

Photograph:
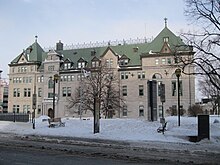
[[8, 25, 195, 120]]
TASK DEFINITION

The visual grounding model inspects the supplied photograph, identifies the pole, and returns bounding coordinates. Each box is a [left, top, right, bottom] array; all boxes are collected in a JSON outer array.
[[162, 102, 164, 119], [177, 76, 180, 126], [53, 78, 55, 119]]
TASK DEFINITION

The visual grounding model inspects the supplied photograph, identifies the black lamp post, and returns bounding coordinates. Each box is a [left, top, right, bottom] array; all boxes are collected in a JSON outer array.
[[52, 74, 59, 119], [175, 68, 181, 126]]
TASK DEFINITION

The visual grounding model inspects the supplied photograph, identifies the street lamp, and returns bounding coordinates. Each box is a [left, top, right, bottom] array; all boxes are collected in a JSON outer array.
[[175, 68, 181, 126], [52, 74, 59, 119]]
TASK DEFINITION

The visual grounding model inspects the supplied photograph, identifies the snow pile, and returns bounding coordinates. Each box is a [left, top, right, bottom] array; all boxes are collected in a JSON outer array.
[[0, 115, 219, 144]]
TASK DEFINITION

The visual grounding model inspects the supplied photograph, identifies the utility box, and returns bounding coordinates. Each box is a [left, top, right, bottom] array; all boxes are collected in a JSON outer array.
[[198, 115, 210, 140]]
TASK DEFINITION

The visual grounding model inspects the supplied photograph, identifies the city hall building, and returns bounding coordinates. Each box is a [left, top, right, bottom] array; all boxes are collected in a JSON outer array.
[[8, 23, 195, 120]]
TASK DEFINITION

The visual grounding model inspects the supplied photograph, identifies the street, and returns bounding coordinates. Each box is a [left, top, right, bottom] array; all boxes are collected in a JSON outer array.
[[0, 133, 219, 165], [0, 145, 147, 165]]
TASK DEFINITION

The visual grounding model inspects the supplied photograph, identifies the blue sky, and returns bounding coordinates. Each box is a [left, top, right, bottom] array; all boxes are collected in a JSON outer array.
[[0, 0, 190, 78]]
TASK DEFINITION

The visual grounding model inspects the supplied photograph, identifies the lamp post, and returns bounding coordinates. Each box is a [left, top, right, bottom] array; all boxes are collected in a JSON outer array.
[[52, 74, 59, 119], [175, 68, 181, 126]]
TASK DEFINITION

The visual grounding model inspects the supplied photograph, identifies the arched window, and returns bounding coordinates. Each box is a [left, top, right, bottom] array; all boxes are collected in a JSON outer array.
[[152, 73, 162, 79], [171, 73, 183, 96], [48, 79, 54, 89], [152, 73, 162, 96]]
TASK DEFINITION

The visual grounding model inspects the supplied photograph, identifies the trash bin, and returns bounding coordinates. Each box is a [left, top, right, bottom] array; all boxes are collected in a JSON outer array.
[[198, 115, 210, 140]]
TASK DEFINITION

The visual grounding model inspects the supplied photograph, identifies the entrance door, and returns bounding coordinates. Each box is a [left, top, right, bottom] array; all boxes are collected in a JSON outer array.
[[48, 108, 54, 118]]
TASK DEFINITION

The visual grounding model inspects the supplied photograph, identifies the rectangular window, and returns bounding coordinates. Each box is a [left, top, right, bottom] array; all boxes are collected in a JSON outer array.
[[122, 105, 127, 116], [23, 105, 27, 113], [48, 66, 54, 71], [158, 81, 162, 96], [37, 76, 44, 82], [139, 105, 144, 117], [138, 72, 145, 79], [67, 87, 71, 97], [62, 87, 67, 97], [13, 88, 20, 97], [163, 37, 169, 42], [13, 105, 20, 113], [38, 105, 41, 114], [24, 88, 31, 97], [155, 59, 159, 65], [38, 88, 42, 97], [106, 59, 109, 67], [92, 61, 96, 68], [159, 105, 163, 117], [172, 81, 176, 96], [13, 88, 17, 97], [48, 93, 53, 98], [110, 58, 113, 68], [139, 85, 144, 96], [67, 75, 71, 82], [121, 72, 125, 79], [172, 80, 183, 96], [24, 88, 27, 97], [78, 62, 85, 68], [162, 58, 166, 64], [77, 74, 84, 81], [122, 85, 127, 96], [71, 75, 74, 81], [64, 63, 68, 70], [167, 58, 172, 64]]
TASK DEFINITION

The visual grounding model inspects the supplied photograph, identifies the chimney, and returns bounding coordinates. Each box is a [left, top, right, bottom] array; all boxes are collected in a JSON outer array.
[[56, 40, 63, 51], [0, 70, 2, 79]]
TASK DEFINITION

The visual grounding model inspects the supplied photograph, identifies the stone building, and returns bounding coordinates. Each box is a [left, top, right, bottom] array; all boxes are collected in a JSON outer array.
[[8, 23, 195, 120], [0, 71, 8, 113]]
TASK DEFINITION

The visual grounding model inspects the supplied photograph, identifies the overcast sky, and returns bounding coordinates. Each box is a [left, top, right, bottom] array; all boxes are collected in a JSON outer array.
[[0, 0, 192, 79]]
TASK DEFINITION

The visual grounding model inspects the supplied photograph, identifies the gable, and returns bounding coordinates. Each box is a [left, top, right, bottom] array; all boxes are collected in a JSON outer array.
[[17, 53, 28, 64], [160, 42, 172, 53]]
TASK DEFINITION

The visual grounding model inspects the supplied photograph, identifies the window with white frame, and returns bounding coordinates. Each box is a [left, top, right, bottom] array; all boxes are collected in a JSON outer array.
[[162, 58, 166, 64], [139, 105, 144, 117], [121, 72, 129, 79], [138, 71, 145, 79], [13, 105, 20, 113], [78, 62, 85, 68], [122, 105, 127, 116], [155, 59, 159, 65], [139, 85, 144, 96], [122, 85, 127, 96]]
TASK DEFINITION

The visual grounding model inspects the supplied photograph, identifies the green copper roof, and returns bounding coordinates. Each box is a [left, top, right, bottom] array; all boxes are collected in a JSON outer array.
[[11, 40, 44, 64], [145, 26, 188, 53], [10, 26, 190, 67]]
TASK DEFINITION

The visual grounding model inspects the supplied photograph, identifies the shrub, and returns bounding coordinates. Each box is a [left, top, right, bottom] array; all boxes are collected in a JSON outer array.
[[188, 104, 203, 117], [166, 107, 186, 116]]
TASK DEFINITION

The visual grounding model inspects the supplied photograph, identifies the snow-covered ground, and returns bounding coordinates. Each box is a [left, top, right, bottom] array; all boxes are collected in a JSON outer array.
[[0, 115, 219, 145]]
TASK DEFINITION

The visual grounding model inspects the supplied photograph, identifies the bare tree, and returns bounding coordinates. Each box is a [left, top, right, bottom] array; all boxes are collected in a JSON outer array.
[[67, 64, 124, 119], [179, 0, 220, 91]]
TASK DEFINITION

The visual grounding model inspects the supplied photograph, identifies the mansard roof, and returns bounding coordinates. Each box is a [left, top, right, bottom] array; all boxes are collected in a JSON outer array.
[[144, 26, 190, 53], [9, 25, 191, 68], [10, 40, 44, 64]]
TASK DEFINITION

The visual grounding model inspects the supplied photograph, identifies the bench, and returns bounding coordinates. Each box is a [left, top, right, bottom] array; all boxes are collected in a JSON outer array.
[[157, 122, 167, 134], [48, 118, 65, 128]]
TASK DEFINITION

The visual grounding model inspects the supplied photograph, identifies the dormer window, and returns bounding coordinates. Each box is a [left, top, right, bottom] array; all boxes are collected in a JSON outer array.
[[77, 58, 87, 69], [133, 47, 139, 53], [64, 63, 71, 70], [119, 59, 129, 66], [78, 62, 85, 68], [91, 57, 100, 68], [92, 61, 100, 68], [91, 49, 96, 56], [163, 37, 169, 42], [119, 55, 130, 66]]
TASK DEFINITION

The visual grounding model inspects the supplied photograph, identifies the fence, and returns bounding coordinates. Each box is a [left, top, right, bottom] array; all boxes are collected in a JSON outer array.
[[0, 113, 29, 122]]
